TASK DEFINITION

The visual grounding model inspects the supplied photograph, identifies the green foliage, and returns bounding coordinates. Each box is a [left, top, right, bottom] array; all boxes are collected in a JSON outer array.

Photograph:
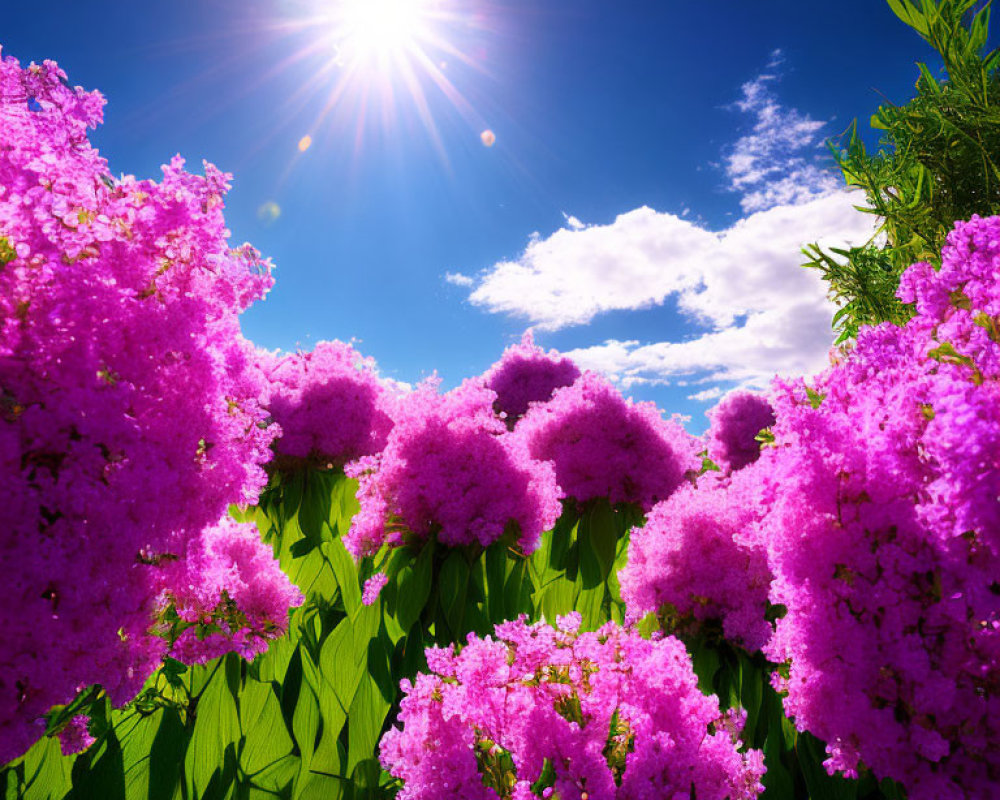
[[527, 498, 641, 632], [805, 0, 1000, 341], [4, 468, 908, 800]]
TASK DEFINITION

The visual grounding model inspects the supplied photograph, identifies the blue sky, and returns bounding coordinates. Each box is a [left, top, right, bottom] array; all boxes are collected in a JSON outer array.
[[0, 0, 949, 430]]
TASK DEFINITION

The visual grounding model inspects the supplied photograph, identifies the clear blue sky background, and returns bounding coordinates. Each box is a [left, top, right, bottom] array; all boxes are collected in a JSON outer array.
[[0, 0, 963, 430]]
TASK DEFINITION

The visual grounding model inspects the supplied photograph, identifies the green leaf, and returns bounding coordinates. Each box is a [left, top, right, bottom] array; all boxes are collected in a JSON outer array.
[[502, 556, 530, 622], [537, 578, 580, 623], [240, 680, 294, 777], [117, 708, 181, 800], [576, 584, 606, 632], [581, 500, 619, 581], [327, 537, 362, 616], [760, 685, 796, 798], [483, 539, 509, 624], [688, 638, 721, 696], [738, 655, 765, 747], [346, 639, 393, 778], [393, 541, 434, 632], [184, 659, 240, 798], [248, 756, 300, 797], [805, 386, 827, 409], [68, 728, 125, 800], [293, 650, 322, 775], [438, 551, 469, 638], [146, 709, 187, 800], [12, 736, 74, 800]]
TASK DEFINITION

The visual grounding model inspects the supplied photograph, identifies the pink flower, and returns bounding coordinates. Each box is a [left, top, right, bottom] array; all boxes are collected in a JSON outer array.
[[263, 340, 394, 468], [380, 618, 765, 799], [482, 331, 580, 424], [362, 572, 389, 606], [706, 391, 775, 472], [344, 379, 560, 557], [0, 51, 293, 762], [515, 372, 700, 511]]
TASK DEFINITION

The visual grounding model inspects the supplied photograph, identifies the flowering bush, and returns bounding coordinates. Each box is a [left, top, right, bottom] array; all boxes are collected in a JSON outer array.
[[620, 474, 773, 652], [262, 339, 394, 468], [380, 615, 765, 799], [757, 216, 1000, 799], [482, 331, 580, 425], [706, 391, 775, 473], [157, 518, 304, 664], [0, 51, 296, 762], [515, 372, 700, 511], [344, 380, 561, 556], [3, 28, 1000, 800]]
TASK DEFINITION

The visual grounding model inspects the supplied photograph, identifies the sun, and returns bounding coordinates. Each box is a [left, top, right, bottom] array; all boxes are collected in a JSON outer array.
[[327, 0, 438, 72], [279, 0, 490, 163]]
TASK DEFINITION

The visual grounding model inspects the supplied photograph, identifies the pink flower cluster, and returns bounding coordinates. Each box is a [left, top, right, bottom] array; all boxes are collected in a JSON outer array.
[[380, 615, 765, 800], [262, 339, 394, 468], [0, 52, 296, 762], [754, 216, 1000, 798], [57, 715, 94, 757], [344, 380, 561, 556], [620, 474, 773, 652], [482, 331, 580, 424], [515, 372, 700, 511], [157, 518, 304, 664], [706, 391, 775, 473], [362, 572, 389, 606]]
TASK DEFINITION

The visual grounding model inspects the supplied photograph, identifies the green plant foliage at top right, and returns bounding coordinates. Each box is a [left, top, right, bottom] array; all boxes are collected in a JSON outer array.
[[804, 0, 1000, 341]]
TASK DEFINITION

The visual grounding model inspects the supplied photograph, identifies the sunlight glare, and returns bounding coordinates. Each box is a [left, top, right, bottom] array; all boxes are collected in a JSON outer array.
[[332, 0, 434, 68], [280, 0, 491, 166]]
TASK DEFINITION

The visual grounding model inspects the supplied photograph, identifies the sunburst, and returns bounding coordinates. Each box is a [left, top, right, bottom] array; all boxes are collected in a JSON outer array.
[[288, 0, 486, 160]]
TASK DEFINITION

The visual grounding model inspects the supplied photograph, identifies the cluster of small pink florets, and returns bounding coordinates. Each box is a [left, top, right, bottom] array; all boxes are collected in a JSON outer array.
[[620, 472, 773, 653], [482, 331, 581, 425], [514, 372, 700, 511], [262, 339, 395, 468], [0, 52, 298, 762], [706, 391, 775, 473], [380, 614, 765, 800], [156, 518, 304, 664], [344, 380, 561, 556], [752, 216, 1000, 799]]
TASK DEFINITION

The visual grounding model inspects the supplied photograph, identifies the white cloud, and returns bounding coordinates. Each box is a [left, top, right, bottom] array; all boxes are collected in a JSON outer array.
[[724, 49, 840, 213], [688, 386, 724, 403], [468, 207, 714, 330], [444, 271, 475, 287], [453, 52, 877, 393], [467, 190, 875, 387]]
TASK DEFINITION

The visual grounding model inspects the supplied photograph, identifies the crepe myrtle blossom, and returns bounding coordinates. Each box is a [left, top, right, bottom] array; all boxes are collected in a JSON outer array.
[[706, 391, 776, 473], [0, 51, 296, 763], [514, 371, 700, 511], [344, 379, 561, 557], [620, 472, 773, 653], [756, 216, 1000, 800], [482, 331, 581, 425], [380, 615, 765, 799], [261, 340, 394, 469]]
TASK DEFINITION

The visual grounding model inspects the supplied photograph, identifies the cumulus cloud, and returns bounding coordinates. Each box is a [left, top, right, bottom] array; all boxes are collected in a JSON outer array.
[[463, 190, 875, 389], [468, 207, 713, 330], [452, 52, 877, 394]]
